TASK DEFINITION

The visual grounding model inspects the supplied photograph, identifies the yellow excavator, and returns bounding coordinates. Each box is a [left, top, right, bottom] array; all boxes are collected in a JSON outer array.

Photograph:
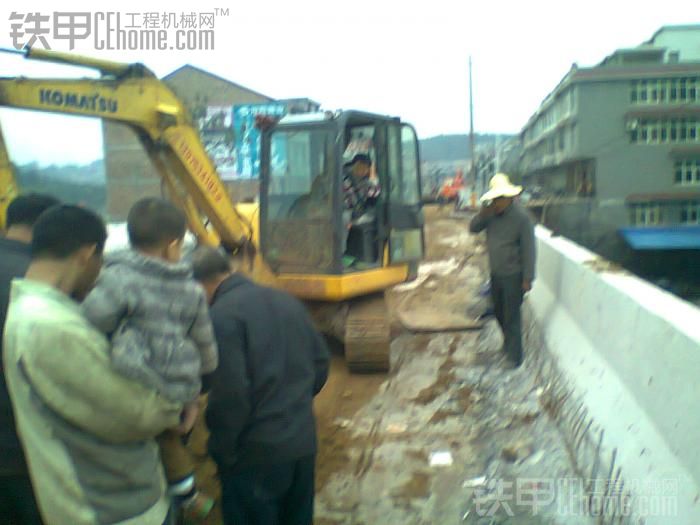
[[0, 47, 425, 371]]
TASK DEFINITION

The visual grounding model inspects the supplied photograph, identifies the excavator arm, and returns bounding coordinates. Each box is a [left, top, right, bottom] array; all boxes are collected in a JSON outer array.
[[0, 47, 252, 250], [0, 125, 16, 230]]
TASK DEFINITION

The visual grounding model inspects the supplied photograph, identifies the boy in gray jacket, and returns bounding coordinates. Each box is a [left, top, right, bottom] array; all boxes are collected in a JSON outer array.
[[83, 198, 218, 521]]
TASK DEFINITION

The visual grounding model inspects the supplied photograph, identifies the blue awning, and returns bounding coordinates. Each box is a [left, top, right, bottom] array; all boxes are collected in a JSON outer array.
[[619, 226, 700, 250]]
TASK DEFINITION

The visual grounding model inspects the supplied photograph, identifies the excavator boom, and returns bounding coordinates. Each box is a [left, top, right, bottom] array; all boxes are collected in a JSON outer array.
[[0, 126, 16, 229], [0, 47, 250, 250]]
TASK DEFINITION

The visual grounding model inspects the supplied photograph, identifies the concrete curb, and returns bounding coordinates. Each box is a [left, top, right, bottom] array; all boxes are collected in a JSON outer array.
[[525, 225, 700, 524]]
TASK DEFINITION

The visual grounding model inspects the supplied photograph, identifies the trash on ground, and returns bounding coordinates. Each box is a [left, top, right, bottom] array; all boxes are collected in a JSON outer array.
[[386, 423, 408, 434], [429, 451, 454, 467], [462, 475, 487, 488]]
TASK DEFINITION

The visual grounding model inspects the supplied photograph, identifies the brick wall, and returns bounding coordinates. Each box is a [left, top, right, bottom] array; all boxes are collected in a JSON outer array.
[[103, 66, 271, 220]]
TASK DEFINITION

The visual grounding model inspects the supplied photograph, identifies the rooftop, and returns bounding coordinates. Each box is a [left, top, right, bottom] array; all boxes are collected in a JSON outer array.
[[646, 24, 700, 44], [163, 64, 274, 101]]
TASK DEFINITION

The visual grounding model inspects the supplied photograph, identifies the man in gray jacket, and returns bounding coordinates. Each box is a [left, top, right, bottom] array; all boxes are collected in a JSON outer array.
[[470, 174, 536, 367]]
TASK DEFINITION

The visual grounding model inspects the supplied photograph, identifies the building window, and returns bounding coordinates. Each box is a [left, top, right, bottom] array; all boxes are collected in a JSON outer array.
[[680, 201, 700, 224], [631, 76, 700, 105], [568, 123, 576, 150], [640, 125, 648, 142], [569, 88, 575, 111], [632, 203, 662, 226], [629, 117, 700, 144], [674, 159, 700, 186]]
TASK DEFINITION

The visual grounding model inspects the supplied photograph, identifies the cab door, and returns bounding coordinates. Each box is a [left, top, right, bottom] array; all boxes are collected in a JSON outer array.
[[386, 123, 424, 264]]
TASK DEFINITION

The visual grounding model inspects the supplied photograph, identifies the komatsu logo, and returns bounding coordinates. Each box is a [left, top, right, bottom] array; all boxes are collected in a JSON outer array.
[[39, 89, 118, 113]]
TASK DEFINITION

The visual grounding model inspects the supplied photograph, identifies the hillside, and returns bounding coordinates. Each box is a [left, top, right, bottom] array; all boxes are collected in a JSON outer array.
[[420, 133, 514, 162], [13, 160, 106, 213]]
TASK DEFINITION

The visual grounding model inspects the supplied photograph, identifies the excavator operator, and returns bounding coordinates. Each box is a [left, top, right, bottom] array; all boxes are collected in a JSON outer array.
[[342, 154, 381, 263]]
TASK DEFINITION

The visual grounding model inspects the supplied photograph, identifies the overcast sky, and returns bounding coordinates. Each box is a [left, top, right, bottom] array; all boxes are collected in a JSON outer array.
[[0, 0, 696, 165]]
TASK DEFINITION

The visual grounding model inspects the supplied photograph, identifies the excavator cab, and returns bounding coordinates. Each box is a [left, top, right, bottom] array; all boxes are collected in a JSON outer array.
[[259, 110, 424, 280]]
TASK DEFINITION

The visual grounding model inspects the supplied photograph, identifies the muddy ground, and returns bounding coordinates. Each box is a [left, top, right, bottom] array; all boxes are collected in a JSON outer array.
[[191, 205, 590, 524]]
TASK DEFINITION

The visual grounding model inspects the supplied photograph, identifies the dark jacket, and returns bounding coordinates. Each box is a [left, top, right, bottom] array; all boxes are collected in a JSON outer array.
[[469, 202, 536, 282], [205, 274, 329, 471], [0, 236, 31, 475]]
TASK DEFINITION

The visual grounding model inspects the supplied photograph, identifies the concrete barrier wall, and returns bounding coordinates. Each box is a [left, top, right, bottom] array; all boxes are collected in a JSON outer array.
[[529, 225, 700, 524]]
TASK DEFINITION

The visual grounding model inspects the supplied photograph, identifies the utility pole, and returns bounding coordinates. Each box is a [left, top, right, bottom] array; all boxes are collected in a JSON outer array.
[[468, 57, 477, 195], [495, 134, 501, 172]]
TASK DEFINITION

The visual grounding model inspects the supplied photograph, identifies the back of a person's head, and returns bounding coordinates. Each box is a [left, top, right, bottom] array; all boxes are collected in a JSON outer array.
[[6, 193, 60, 229], [191, 246, 232, 282], [127, 198, 186, 249], [31, 205, 107, 260]]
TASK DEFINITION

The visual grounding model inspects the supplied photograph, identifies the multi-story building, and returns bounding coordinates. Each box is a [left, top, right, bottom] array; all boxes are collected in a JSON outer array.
[[519, 25, 700, 258]]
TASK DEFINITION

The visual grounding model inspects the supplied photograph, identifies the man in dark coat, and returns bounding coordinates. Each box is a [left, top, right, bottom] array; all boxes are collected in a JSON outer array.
[[0, 194, 59, 524], [470, 174, 536, 367], [192, 247, 330, 525]]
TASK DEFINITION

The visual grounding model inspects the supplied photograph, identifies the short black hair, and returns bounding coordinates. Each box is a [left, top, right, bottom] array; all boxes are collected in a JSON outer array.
[[350, 153, 372, 166], [191, 246, 232, 281], [6, 193, 60, 228], [31, 205, 107, 260], [127, 198, 186, 249]]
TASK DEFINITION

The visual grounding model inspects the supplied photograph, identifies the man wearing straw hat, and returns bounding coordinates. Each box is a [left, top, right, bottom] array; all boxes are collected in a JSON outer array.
[[469, 173, 536, 368]]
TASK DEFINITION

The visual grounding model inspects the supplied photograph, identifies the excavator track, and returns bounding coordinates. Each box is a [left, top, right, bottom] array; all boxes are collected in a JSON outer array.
[[344, 292, 391, 373]]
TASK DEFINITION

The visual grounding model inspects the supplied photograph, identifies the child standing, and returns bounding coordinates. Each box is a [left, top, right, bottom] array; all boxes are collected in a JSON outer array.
[[83, 198, 218, 521]]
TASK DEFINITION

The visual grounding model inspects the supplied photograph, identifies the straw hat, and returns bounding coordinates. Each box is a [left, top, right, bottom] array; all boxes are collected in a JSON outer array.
[[480, 173, 522, 203]]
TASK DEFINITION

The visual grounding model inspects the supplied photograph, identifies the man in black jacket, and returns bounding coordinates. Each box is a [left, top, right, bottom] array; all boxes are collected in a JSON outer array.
[[192, 247, 330, 525], [0, 194, 59, 525]]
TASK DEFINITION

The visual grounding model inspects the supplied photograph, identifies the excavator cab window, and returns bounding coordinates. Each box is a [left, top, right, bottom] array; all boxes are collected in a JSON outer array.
[[260, 124, 337, 273]]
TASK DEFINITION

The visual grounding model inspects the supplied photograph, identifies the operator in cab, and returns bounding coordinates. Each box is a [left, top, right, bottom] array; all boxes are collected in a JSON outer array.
[[342, 154, 381, 261]]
